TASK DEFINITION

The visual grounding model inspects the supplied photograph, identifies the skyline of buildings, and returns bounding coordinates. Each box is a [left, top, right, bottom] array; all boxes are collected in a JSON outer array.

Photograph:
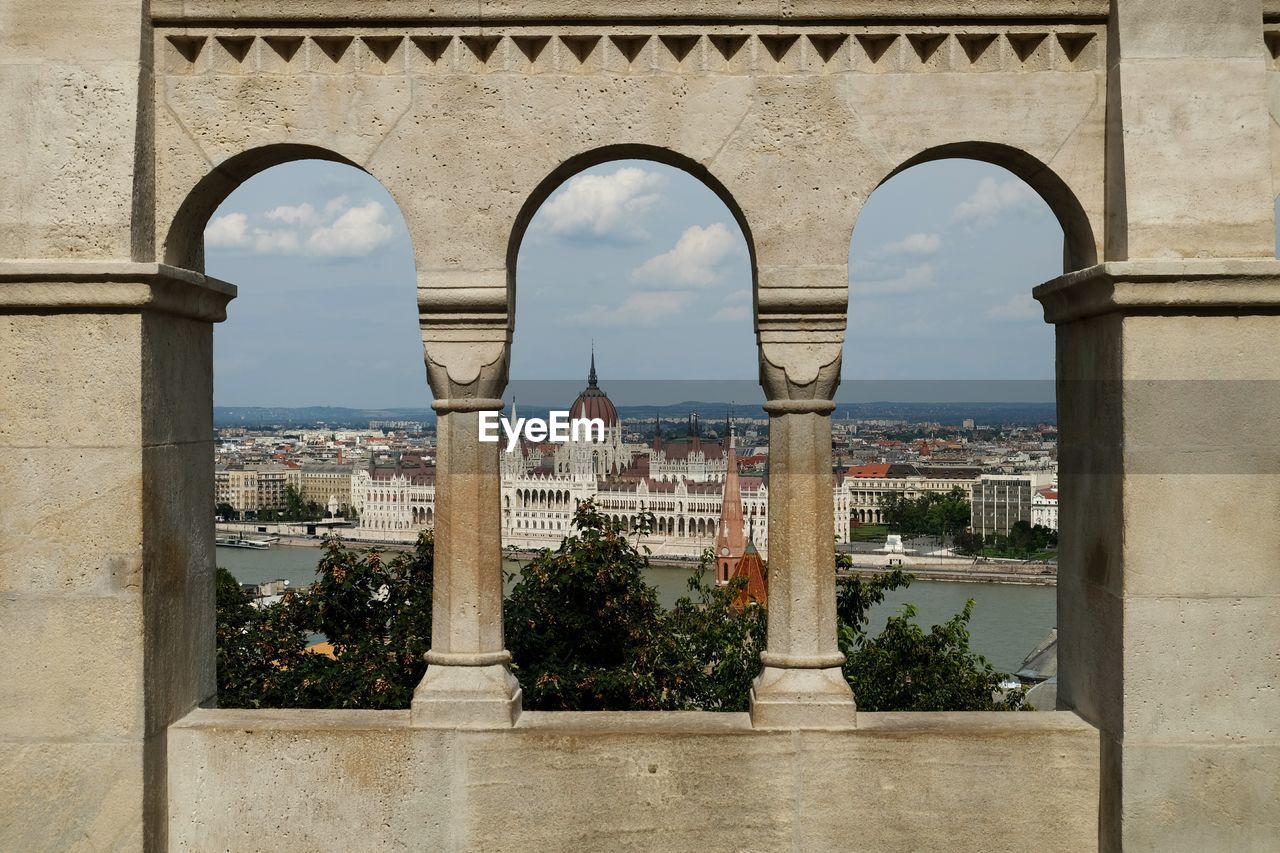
[[216, 355, 1060, 558]]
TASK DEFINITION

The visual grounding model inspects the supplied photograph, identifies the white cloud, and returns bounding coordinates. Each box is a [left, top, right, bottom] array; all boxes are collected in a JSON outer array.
[[952, 177, 1040, 226], [307, 202, 394, 257], [323, 195, 351, 218], [264, 203, 317, 225], [252, 229, 301, 253], [204, 212, 250, 248], [568, 291, 693, 326], [883, 232, 941, 255], [537, 167, 665, 241], [986, 293, 1042, 321], [631, 222, 739, 287], [851, 263, 936, 297], [205, 198, 396, 258]]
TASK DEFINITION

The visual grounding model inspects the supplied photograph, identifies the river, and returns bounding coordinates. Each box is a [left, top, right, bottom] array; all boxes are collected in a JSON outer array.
[[218, 543, 1055, 673]]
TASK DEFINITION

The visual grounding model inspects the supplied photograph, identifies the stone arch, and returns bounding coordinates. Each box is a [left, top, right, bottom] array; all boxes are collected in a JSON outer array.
[[871, 141, 1098, 273], [505, 143, 760, 333], [162, 143, 389, 271]]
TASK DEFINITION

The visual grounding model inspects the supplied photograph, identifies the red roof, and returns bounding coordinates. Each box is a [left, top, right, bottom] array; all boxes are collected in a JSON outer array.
[[730, 545, 768, 609], [846, 463, 892, 478]]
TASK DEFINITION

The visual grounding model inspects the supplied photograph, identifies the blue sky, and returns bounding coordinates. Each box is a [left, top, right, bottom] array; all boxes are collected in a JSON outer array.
[[206, 158, 1063, 407]]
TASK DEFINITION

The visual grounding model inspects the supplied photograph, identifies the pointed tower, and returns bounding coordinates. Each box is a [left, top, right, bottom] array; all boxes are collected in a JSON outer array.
[[714, 419, 746, 584], [731, 520, 768, 609], [653, 412, 663, 451]]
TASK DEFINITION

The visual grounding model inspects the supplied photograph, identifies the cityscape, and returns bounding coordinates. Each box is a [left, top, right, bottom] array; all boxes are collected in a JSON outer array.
[[215, 353, 1060, 562]]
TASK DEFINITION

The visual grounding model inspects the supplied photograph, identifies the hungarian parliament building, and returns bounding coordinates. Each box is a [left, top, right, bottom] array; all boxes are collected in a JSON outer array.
[[349, 358, 980, 557]]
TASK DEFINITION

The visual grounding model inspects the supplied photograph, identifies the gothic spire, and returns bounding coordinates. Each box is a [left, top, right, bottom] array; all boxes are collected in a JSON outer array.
[[588, 341, 598, 388]]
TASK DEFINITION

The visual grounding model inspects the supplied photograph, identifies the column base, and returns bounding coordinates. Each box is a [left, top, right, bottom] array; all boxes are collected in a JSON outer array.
[[410, 662, 522, 729], [749, 665, 857, 730]]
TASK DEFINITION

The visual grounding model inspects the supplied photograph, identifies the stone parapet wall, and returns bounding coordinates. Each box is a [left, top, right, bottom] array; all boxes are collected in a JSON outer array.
[[167, 708, 1100, 853]]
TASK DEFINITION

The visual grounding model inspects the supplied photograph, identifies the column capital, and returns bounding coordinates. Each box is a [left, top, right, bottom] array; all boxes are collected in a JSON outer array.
[[419, 268, 511, 400], [756, 264, 846, 401], [1034, 260, 1280, 324]]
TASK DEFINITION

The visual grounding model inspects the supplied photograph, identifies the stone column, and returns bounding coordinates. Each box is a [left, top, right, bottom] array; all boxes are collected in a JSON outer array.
[[411, 270, 521, 727], [1037, 261, 1280, 852], [1077, 1, 1280, 847], [750, 265, 856, 729], [0, 262, 235, 851]]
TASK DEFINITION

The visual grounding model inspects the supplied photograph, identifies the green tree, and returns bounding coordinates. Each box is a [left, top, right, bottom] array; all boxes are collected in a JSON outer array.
[[288, 533, 436, 708], [504, 502, 690, 710], [662, 556, 766, 711], [215, 534, 435, 709], [282, 483, 312, 521], [953, 530, 985, 556], [928, 487, 972, 539], [216, 508, 1025, 714], [880, 488, 972, 540], [215, 501, 236, 520], [214, 567, 311, 708], [834, 555, 1025, 711]]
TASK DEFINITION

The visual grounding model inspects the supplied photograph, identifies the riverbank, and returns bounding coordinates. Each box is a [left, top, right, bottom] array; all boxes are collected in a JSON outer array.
[[840, 565, 1056, 586], [216, 524, 1056, 585]]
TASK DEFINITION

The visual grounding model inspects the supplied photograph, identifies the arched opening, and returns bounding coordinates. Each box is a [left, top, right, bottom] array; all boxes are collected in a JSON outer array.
[[506, 152, 755, 559], [502, 153, 764, 712], [844, 154, 1073, 704], [199, 154, 422, 707]]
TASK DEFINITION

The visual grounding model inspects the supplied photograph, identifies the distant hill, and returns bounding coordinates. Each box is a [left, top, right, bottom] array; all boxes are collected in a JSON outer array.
[[215, 401, 1055, 429], [214, 406, 435, 428]]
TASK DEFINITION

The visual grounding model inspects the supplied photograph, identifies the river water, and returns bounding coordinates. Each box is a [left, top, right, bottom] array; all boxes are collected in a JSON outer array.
[[218, 544, 1055, 673]]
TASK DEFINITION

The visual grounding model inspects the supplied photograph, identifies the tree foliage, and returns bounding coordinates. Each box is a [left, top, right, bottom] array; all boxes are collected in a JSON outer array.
[[504, 505, 688, 710], [217, 500, 1024, 713], [215, 533, 435, 709], [214, 567, 311, 708], [954, 520, 1057, 559], [833, 557, 1025, 711], [879, 487, 971, 539], [662, 563, 767, 712]]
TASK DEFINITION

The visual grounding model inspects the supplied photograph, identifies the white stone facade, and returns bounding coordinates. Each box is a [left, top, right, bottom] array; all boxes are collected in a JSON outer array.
[[1032, 487, 1059, 531]]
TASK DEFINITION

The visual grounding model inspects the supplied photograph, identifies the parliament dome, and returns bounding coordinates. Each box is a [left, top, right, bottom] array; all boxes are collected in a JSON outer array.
[[569, 350, 618, 428]]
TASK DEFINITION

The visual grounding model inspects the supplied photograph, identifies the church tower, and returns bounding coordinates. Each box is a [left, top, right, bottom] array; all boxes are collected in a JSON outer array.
[[714, 419, 746, 584], [730, 523, 768, 609]]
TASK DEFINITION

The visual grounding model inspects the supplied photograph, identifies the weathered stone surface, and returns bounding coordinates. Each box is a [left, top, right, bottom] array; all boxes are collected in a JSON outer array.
[[149, 0, 1113, 24], [142, 314, 215, 448], [0, 446, 144, 595], [1124, 595, 1280, 742], [1038, 260, 1280, 852], [0, 742, 144, 852], [797, 716, 1100, 852], [0, 313, 142, 449], [1116, 739, 1280, 853], [0, 592, 145, 740], [142, 442, 217, 736], [168, 709, 1100, 852]]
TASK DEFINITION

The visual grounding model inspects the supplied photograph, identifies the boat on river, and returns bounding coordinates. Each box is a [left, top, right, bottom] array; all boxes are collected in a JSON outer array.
[[215, 534, 276, 550]]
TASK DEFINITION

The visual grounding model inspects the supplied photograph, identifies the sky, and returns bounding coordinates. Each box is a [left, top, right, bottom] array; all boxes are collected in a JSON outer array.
[[205, 158, 1065, 408]]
